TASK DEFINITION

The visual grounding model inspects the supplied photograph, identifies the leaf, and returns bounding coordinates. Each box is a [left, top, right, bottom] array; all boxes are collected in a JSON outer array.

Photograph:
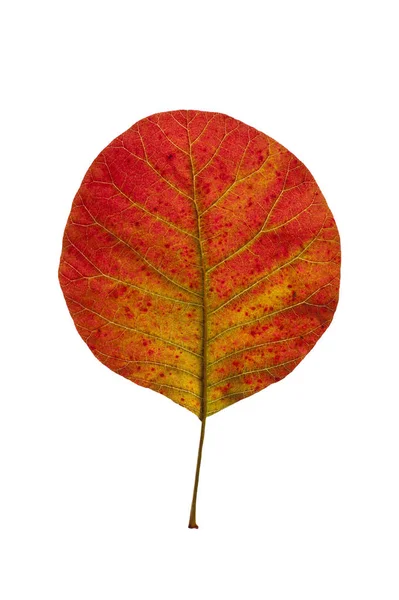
[[59, 110, 341, 527]]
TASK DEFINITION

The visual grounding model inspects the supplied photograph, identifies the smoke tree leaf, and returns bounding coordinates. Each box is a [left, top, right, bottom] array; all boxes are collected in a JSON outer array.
[[59, 110, 340, 527]]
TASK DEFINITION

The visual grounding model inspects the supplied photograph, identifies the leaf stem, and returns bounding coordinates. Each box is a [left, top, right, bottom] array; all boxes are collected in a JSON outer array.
[[188, 412, 207, 528]]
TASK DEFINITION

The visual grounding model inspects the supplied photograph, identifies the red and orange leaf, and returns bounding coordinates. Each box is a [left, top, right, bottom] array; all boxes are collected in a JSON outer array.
[[59, 110, 340, 419]]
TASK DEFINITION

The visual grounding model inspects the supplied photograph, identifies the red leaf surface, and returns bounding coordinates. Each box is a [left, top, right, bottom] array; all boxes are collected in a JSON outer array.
[[59, 110, 340, 526]]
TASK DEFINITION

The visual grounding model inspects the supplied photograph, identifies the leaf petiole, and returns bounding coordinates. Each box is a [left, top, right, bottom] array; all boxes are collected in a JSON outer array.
[[188, 412, 207, 528]]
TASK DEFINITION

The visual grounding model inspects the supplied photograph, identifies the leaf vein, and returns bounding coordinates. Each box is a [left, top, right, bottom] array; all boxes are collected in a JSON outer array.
[[64, 295, 201, 358], [132, 376, 201, 399], [209, 357, 301, 388], [118, 136, 192, 201], [209, 220, 329, 316], [208, 387, 259, 405], [208, 276, 339, 343], [206, 157, 299, 272], [81, 203, 201, 298], [88, 179, 198, 240], [208, 321, 330, 367], [62, 246, 201, 307], [200, 147, 281, 216], [93, 349, 200, 379]]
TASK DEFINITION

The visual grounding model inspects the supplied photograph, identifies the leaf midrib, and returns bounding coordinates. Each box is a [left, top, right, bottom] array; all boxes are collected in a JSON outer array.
[[186, 115, 208, 420]]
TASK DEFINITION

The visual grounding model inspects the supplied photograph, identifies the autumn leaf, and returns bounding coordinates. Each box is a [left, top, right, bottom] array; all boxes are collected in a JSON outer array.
[[59, 110, 341, 528]]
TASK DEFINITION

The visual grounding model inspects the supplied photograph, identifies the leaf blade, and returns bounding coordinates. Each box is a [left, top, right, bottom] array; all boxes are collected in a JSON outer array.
[[59, 110, 341, 418]]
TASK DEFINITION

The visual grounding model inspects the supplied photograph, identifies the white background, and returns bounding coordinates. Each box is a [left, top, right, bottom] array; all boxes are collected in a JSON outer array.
[[1, 1, 398, 598]]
